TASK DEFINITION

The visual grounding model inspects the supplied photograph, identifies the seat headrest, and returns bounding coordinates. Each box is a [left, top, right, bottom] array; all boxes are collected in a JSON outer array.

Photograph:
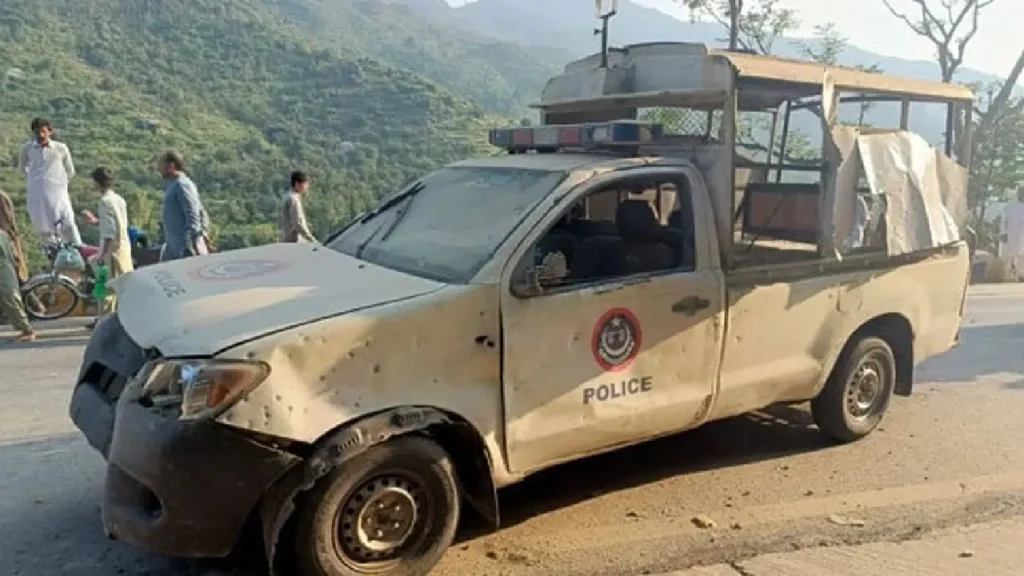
[[668, 208, 694, 232], [616, 200, 661, 241]]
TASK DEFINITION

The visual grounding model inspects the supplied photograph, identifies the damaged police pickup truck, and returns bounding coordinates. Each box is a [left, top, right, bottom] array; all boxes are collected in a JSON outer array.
[[68, 43, 973, 576]]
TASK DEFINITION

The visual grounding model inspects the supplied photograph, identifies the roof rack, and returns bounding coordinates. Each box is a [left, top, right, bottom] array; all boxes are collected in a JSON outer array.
[[533, 42, 973, 115]]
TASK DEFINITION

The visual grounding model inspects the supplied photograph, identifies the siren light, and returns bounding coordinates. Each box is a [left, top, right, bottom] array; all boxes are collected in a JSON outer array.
[[487, 121, 664, 153]]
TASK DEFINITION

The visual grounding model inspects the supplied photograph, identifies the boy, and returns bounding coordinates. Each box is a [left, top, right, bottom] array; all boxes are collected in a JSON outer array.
[[82, 168, 134, 322], [278, 171, 316, 243]]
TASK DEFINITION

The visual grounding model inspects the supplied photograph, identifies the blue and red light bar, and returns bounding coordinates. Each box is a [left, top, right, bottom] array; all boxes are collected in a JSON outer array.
[[488, 121, 664, 152]]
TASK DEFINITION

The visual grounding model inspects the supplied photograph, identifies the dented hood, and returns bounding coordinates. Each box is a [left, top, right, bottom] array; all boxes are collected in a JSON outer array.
[[116, 243, 444, 356]]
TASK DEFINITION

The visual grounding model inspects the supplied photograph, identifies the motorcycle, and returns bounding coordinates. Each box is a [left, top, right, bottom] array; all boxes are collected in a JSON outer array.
[[20, 218, 159, 321]]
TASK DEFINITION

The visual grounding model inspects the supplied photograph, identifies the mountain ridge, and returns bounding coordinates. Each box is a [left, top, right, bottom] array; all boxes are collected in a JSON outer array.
[[0, 0, 503, 263], [261, 0, 567, 117]]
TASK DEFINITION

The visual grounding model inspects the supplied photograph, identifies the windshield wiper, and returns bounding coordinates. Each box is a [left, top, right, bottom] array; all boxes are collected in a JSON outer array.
[[377, 183, 427, 243], [355, 181, 425, 258], [359, 181, 425, 225]]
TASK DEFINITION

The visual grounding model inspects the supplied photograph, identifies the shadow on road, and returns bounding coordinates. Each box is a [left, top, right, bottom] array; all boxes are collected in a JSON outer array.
[[0, 405, 828, 575], [459, 402, 829, 541], [916, 323, 1024, 385]]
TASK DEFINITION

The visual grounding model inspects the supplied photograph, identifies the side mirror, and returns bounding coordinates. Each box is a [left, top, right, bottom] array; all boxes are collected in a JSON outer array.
[[513, 251, 567, 298], [517, 266, 544, 298]]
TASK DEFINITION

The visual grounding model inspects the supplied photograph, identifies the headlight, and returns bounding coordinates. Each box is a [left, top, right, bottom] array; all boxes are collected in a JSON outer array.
[[141, 360, 270, 420]]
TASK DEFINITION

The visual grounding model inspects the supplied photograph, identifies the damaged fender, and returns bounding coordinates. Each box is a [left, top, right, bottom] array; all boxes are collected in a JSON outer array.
[[258, 405, 499, 573]]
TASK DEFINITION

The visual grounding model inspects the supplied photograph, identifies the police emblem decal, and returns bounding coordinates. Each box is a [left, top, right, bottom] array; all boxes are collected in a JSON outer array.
[[591, 307, 643, 371], [188, 259, 289, 281]]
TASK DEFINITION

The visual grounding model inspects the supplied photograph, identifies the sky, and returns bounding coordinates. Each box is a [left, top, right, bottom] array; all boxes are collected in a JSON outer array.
[[637, 0, 1021, 80], [447, 0, 1021, 81]]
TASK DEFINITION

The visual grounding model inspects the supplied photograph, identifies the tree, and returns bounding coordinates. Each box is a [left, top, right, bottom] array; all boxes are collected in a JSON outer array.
[[879, 0, 994, 82], [682, 0, 743, 50], [798, 22, 884, 126], [969, 94, 1024, 249], [879, 0, 1023, 230], [679, 0, 798, 55], [972, 50, 1024, 144], [968, 86, 1024, 216], [798, 22, 845, 65], [672, 1, 804, 168]]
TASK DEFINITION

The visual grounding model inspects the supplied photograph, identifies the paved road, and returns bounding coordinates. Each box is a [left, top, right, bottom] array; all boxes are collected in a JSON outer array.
[[662, 516, 1024, 575], [2, 285, 1024, 576]]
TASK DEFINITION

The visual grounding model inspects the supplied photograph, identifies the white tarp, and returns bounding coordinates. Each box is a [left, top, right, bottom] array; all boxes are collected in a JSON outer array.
[[829, 128, 966, 257]]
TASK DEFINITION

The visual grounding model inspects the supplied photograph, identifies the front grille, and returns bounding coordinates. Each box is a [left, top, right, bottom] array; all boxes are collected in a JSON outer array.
[[78, 314, 151, 404], [82, 363, 129, 402]]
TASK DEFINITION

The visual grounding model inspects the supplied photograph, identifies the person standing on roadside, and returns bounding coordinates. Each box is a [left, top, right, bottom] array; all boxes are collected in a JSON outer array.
[[157, 151, 208, 261], [81, 168, 134, 326], [0, 226, 34, 342], [278, 171, 317, 243], [0, 190, 28, 286], [19, 117, 82, 247], [1001, 186, 1024, 281]]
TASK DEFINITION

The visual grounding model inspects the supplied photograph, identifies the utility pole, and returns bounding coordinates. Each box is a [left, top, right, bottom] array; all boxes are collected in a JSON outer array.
[[594, 0, 619, 68]]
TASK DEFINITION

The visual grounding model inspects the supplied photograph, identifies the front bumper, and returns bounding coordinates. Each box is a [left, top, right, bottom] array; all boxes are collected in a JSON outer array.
[[69, 314, 149, 457], [103, 395, 301, 558], [68, 314, 303, 558]]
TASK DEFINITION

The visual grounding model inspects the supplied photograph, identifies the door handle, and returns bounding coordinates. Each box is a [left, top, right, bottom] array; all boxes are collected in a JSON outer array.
[[672, 295, 710, 315]]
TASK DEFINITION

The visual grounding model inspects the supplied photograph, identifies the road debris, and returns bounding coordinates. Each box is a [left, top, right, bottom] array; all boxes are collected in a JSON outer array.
[[828, 514, 867, 527], [691, 514, 718, 529]]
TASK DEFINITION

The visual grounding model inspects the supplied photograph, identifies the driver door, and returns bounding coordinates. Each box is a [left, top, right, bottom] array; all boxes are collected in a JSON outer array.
[[500, 167, 725, 475]]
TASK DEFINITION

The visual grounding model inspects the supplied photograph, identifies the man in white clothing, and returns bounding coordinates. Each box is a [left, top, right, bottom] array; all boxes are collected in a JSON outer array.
[[19, 117, 82, 246], [1001, 186, 1024, 280]]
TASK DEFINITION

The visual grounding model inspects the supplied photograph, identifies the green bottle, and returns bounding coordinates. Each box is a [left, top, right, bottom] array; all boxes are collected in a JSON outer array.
[[93, 263, 109, 301]]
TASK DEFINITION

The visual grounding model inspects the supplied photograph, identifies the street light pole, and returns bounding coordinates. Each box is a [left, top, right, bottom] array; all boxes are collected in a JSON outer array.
[[594, 0, 619, 68]]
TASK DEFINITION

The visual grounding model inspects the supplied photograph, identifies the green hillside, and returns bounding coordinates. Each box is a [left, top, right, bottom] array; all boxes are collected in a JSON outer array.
[[0, 0, 504, 268], [264, 0, 566, 117]]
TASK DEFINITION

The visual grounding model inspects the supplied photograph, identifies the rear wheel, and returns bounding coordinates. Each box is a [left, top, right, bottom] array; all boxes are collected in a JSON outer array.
[[22, 277, 80, 321], [811, 336, 896, 443], [293, 435, 460, 576]]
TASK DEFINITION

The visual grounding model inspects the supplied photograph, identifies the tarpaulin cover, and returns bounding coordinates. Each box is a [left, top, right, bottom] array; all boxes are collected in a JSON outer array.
[[827, 128, 966, 257]]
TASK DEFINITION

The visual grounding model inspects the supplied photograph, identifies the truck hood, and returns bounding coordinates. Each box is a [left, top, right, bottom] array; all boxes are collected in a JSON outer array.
[[116, 243, 445, 356]]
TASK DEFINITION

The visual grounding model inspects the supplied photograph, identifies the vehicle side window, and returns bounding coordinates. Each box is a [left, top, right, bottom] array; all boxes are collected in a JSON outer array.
[[514, 174, 697, 296]]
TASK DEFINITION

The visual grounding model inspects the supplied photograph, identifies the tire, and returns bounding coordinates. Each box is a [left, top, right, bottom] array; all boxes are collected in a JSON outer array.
[[293, 435, 460, 576], [811, 335, 896, 443], [22, 277, 80, 321]]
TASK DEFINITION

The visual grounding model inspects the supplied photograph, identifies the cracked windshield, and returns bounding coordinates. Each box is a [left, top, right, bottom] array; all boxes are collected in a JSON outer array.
[[0, 0, 1021, 575]]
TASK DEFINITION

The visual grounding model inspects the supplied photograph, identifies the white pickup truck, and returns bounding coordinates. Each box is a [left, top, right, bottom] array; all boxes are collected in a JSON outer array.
[[68, 43, 972, 576]]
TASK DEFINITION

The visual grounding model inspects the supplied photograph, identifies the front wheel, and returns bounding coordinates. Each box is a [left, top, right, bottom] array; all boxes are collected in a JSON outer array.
[[293, 435, 460, 576], [22, 276, 80, 321], [811, 336, 896, 443]]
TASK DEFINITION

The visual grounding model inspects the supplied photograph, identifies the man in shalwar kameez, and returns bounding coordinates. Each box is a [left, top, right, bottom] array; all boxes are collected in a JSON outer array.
[[0, 191, 34, 341], [18, 118, 82, 247]]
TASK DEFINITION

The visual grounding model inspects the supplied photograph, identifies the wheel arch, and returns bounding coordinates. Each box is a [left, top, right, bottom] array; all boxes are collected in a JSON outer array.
[[258, 405, 498, 575], [836, 313, 914, 397]]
